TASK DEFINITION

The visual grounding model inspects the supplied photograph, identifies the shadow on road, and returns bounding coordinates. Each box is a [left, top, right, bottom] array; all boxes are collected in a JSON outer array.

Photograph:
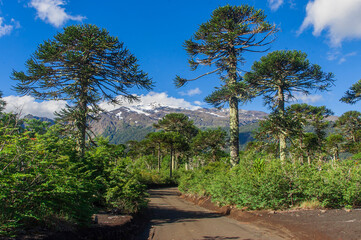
[[198, 236, 244, 240], [149, 206, 223, 225], [137, 188, 226, 239]]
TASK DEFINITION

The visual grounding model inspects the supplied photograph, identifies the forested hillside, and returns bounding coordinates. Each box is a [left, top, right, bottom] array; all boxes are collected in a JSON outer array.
[[89, 105, 266, 144]]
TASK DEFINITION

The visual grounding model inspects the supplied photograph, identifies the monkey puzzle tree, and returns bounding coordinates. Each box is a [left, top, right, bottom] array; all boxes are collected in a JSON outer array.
[[153, 113, 198, 141], [175, 5, 277, 166], [154, 113, 197, 174], [286, 104, 333, 163], [340, 79, 361, 104], [336, 111, 361, 153], [12, 24, 152, 157], [245, 50, 334, 161], [191, 128, 227, 162], [146, 131, 167, 171], [160, 131, 188, 178]]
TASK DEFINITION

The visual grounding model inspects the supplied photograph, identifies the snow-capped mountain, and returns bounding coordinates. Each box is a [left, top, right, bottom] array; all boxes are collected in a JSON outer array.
[[90, 104, 268, 144]]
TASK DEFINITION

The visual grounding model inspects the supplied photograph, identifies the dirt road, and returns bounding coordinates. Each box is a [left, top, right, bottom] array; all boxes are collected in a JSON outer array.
[[138, 188, 294, 240]]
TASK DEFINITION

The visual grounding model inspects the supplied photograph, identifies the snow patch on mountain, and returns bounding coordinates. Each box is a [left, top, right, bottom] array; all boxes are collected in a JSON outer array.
[[206, 112, 226, 118], [99, 92, 202, 112], [127, 106, 151, 116]]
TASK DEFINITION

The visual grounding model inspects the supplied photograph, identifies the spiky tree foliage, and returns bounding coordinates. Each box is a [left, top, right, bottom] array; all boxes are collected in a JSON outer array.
[[153, 113, 198, 141], [287, 104, 333, 142], [340, 79, 361, 104], [191, 128, 227, 162], [146, 131, 168, 171], [204, 81, 255, 108], [336, 111, 361, 153], [286, 104, 333, 163], [0, 91, 5, 113], [254, 111, 300, 158], [12, 24, 152, 158], [153, 113, 196, 176], [161, 132, 188, 178], [336, 111, 361, 143], [326, 134, 345, 162], [175, 5, 277, 166], [245, 50, 334, 161]]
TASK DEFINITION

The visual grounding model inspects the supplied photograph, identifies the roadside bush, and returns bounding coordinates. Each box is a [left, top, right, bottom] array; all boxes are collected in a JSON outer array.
[[0, 122, 95, 235], [105, 162, 148, 213], [178, 157, 361, 210], [0, 123, 149, 237], [85, 138, 149, 213]]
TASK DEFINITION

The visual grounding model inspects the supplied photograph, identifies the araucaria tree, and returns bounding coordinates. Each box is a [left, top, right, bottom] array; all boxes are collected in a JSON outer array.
[[340, 79, 361, 104], [12, 24, 152, 157], [336, 111, 361, 153], [175, 5, 277, 166], [245, 50, 334, 161]]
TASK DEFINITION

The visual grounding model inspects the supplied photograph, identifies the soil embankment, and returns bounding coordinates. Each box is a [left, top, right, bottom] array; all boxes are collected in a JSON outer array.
[[181, 192, 361, 240]]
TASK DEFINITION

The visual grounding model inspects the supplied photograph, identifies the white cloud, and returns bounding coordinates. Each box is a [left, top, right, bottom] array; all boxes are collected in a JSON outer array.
[[179, 87, 202, 96], [299, 0, 361, 47], [194, 101, 202, 105], [293, 93, 323, 104], [288, 0, 296, 9], [268, 0, 284, 11], [29, 0, 85, 27], [3, 95, 66, 119], [338, 51, 357, 64], [0, 17, 14, 37], [11, 18, 21, 29], [99, 92, 201, 112], [327, 50, 357, 64], [2, 92, 202, 119]]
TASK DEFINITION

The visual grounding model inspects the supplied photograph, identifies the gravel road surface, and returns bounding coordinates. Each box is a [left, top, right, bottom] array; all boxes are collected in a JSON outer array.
[[138, 188, 294, 240]]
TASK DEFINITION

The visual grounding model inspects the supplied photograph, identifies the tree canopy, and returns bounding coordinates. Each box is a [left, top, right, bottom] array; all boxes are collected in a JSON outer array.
[[245, 50, 335, 111], [175, 4, 277, 166], [12, 24, 153, 156], [340, 79, 361, 104], [245, 50, 334, 161]]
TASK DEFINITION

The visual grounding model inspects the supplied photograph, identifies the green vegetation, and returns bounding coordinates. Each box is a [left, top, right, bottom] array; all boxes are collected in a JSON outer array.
[[178, 157, 361, 210], [175, 4, 277, 166], [3, 24, 152, 237], [2, 3, 361, 238], [171, 6, 360, 215], [341, 79, 361, 104], [245, 50, 335, 161], [0, 112, 147, 236], [12, 24, 152, 158]]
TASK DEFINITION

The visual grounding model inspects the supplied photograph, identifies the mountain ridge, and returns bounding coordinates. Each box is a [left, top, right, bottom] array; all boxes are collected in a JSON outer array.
[[90, 105, 268, 144]]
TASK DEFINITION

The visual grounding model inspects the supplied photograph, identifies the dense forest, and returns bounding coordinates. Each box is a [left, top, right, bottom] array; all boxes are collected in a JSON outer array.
[[1, 4, 361, 238]]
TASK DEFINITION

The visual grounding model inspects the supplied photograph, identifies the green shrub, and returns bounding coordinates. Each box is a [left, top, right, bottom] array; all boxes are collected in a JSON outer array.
[[0, 123, 95, 235], [0, 124, 149, 237], [178, 157, 361, 210], [105, 163, 148, 213]]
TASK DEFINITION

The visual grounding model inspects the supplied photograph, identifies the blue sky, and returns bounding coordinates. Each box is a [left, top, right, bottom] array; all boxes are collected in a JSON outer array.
[[1, 0, 361, 118]]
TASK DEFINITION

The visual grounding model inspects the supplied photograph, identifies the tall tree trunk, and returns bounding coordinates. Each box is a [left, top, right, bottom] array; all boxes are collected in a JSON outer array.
[[78, 99, 87, 160], [307, 151, 311, 165], [299, 135, 304, 164], [278, 86, 286, 162], [229, 47, 239, 166], [279, 133, 287, 162], [212, 150, 216, 162], [229, 96, 239, 166], [157, 144, 161, 172], [169, 148, 173, 178]]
